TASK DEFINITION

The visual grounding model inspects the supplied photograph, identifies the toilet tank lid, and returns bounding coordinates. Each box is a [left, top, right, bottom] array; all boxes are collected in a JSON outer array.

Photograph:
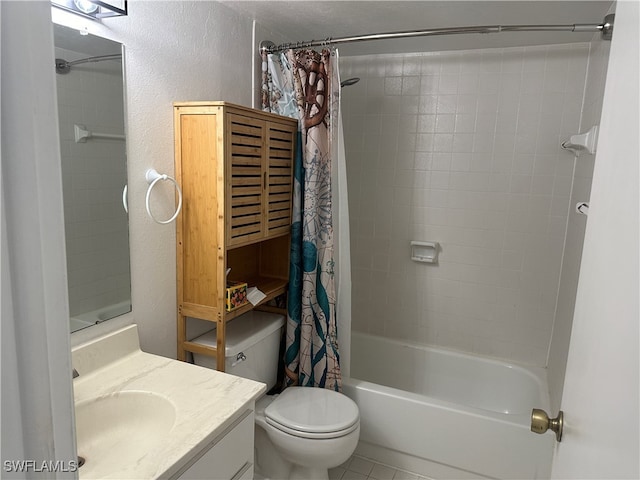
[[191, 310, 285, 358]]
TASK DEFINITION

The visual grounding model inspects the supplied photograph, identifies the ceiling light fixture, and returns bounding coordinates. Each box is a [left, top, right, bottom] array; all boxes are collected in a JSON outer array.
[[51, 0, 127, 19], [73, 0, 98, 14]]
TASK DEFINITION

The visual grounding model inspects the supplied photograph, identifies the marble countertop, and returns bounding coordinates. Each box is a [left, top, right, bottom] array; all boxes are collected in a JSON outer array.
[[72, 324, 266, 479]]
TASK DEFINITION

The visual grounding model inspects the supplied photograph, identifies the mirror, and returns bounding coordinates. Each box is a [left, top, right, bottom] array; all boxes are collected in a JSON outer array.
[[53, 24, 131, 333]]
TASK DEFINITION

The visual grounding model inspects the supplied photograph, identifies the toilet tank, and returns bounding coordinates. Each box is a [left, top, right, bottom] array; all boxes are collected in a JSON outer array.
[[192, 310, 285, 391]]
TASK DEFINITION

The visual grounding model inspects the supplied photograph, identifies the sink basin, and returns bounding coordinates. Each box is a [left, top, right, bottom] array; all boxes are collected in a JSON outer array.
[[75, 391, 176, 477]]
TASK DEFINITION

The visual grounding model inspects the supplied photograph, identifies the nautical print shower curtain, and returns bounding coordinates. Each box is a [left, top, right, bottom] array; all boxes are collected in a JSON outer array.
[[261, 48, 342, 391]]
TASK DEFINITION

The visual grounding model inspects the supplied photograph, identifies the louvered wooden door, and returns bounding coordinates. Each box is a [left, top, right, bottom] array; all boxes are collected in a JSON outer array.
[[265, 123, 295, 238], [226, 114, 295, 247], [227, 114, 266, 247]]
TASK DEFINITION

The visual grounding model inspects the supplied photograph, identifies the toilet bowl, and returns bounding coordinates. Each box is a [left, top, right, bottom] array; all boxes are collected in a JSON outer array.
[[191, 311, 360, 480], [255, 387, 360, 480]]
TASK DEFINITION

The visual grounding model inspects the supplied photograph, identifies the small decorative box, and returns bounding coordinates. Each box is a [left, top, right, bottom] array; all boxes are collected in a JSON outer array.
[[226, 281, 248, 311]]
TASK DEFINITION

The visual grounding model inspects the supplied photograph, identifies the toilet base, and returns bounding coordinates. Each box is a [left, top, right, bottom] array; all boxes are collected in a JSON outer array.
[[290, 465, 329, 480], [256, 424, 330, 480], [254, 424, 292, 480], [255, 421, 359, 480]]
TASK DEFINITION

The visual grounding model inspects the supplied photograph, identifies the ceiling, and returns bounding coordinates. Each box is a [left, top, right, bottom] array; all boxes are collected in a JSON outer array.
[[220, 0, 613, 55]]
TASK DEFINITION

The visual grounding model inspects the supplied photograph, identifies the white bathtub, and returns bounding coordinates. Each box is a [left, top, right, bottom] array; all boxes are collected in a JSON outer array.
[[343, 332, 555, 479], [70, 300, 131, 331]]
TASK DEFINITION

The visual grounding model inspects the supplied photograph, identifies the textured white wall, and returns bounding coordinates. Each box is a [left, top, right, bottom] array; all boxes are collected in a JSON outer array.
[[342, 44, 590, 366], [66, 1, 255, 357]]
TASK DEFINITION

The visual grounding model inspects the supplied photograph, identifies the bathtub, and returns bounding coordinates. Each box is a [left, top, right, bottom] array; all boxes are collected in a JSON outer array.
[[70, 300, 131, 330], [343, 332, 555, 479]]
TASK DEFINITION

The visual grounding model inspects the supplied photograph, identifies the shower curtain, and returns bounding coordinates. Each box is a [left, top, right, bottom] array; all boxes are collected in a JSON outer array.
[[261, 48, 345, 391]]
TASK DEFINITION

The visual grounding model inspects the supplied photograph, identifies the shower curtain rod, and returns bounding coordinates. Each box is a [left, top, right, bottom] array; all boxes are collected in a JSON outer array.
[[260, 13, 614, 54], [55, 54, 122, 74]]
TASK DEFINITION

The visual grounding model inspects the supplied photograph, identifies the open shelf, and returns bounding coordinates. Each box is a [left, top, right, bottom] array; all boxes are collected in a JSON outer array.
[[224, 276, 288, 321]]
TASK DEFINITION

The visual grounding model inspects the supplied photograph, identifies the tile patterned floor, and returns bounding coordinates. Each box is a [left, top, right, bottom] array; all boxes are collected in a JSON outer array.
[[329, 455, 431, 480]]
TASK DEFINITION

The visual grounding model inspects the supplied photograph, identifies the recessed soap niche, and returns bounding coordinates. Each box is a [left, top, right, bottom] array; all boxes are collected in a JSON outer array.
[[411, 241, 440, 264]]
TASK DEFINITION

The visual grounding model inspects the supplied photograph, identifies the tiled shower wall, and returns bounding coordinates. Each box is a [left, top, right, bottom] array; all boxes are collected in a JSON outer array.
[[56, 47, 130, 316], [548, 35, 611, 409], [341, 44, 590, 366]]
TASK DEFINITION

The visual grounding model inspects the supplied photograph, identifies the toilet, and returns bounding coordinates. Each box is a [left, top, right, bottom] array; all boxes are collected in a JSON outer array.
[[191, 311, 360, 480]]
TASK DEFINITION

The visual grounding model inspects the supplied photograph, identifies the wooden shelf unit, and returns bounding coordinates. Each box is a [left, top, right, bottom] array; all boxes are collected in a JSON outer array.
[[174, 101, 296, 371]]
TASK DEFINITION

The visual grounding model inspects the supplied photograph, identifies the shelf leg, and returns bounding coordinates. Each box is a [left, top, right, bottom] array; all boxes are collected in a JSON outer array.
[[177, 312, 187, 361]]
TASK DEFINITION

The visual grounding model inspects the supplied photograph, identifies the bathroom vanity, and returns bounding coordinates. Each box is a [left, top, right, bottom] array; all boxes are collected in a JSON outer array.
[[72, 324, 265, 479]]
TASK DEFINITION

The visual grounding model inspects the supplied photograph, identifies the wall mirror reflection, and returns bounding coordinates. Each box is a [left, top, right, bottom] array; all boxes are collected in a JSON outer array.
[[53, 24, 131, 333]]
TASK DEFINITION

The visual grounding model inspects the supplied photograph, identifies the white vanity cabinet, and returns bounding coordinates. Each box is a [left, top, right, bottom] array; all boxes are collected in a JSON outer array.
[[175, 409, 255, 480]]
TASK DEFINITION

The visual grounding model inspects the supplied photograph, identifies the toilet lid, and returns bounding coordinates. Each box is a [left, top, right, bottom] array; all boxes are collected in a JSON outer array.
[[264, 387, 359, 435]]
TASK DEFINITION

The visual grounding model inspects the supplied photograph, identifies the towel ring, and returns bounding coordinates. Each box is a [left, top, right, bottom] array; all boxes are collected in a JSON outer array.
[[145, 169, 183, 224]]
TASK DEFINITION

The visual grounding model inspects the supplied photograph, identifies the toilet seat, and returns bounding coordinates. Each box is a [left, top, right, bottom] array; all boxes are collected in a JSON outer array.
[[265, 416, 359, 439], [264, 387, 360, 440]]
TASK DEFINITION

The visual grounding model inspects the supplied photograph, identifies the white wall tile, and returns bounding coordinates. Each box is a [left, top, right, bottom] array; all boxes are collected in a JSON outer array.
[[546, 34, 612, 412], [343, 44, 590, 367]]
